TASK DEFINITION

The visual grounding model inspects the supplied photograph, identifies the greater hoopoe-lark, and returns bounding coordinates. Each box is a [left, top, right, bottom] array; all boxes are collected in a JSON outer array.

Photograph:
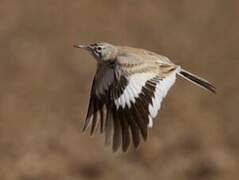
[[74, 42, 216, 152]]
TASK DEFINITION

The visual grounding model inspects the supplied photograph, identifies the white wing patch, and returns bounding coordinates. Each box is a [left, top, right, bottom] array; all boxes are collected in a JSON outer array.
[[114, 71, 177, 128], [114, 73, 155, 109], [148, 71, 177, 127]]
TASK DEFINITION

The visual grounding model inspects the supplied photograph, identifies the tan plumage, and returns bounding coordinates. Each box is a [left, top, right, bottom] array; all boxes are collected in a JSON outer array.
[[74, 42, 216, 152]]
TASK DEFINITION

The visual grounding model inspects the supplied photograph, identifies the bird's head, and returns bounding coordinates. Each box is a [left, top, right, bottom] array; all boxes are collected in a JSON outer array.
[[74, 42, 118, 62]]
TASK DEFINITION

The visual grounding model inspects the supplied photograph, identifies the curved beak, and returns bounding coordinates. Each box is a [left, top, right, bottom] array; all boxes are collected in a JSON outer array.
[[73, 44, 90, 50]]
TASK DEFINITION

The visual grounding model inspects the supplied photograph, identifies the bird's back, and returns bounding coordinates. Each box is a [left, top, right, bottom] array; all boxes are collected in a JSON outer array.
[[117, 46, 174, 65], [115, 46, 178, 77]]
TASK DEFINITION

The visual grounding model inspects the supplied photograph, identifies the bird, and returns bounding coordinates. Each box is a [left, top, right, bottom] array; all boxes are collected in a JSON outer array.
[[74, 42, 216, 152]]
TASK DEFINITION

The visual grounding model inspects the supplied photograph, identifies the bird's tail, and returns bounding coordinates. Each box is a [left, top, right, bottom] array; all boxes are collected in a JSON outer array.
[[177, 68, 216, 94]]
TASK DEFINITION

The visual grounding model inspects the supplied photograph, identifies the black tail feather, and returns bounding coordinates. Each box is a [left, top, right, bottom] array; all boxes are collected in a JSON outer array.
[[179, 69, 216, 94]]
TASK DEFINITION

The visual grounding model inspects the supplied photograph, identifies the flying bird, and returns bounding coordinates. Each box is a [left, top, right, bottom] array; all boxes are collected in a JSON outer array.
[[74, 42, 216, 152]]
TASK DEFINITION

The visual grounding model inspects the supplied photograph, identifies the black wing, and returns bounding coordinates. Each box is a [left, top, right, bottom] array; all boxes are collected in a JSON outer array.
[[83, 65, 175, 152]]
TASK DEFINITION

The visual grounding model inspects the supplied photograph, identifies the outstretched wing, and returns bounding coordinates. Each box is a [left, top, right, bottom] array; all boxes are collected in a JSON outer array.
[[83, 64, 177, 152]]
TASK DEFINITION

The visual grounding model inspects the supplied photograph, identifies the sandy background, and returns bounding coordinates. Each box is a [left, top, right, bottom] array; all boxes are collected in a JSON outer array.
[[0, 0, 238, 180]]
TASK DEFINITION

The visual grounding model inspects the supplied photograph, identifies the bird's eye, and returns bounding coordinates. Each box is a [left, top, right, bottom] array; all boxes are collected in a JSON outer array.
[[96, 47, 102, 51]]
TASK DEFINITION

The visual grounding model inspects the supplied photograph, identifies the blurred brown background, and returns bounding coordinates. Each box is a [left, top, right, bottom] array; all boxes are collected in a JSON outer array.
[[0, 0, 238, 180]]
